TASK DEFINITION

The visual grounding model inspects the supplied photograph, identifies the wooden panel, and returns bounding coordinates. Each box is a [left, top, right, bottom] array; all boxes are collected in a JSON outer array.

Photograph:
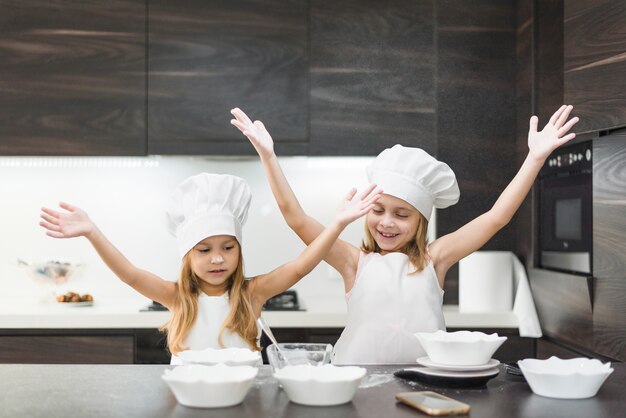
[[592, 132, 626, 361], [528, 268, 593, 350], [564, 0, 626, 133], [309, 0, 435, 156], [536, 338, 589, 359], [436, 0, 517, 303], [0, 336, 134, 364], [593, 133, 626, 278], [535, 0, 564, 123], [0, 0, 146, 155], [515, 0, 534, 268], [148, 0, 307, 155]]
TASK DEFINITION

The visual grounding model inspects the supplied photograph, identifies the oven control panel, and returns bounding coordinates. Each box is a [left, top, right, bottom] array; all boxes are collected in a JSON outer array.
[[543, 141, 592, 175]]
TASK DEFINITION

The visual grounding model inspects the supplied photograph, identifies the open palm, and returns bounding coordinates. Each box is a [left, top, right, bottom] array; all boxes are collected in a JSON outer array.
[[40, 202, 94, 239], [335, 184, 383, 227], [528, 105, 579, 162], [230, 108, 274, 159]]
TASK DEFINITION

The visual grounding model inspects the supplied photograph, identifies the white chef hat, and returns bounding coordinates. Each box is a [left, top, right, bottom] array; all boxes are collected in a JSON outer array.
[[165, 173, 252, 258], [366, 144, 459, 221]]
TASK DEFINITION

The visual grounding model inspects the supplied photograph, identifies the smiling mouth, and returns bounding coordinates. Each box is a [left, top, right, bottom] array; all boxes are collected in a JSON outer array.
[[208, 269, 227, 274], [378, 231, 399, 238]]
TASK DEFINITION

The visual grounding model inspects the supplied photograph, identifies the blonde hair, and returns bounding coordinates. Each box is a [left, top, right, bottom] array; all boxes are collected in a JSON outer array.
[[361, 211, 430, 273], [160, 246, 259, 354]]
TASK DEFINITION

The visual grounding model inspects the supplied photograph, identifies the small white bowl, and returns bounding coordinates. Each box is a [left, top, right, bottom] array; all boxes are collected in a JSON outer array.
[[162, 364, 258, 408], [274, 364, 366, 406], [177, 347, 261, 366], [415, 330, 507, 366], [518, 356, 613, 399]]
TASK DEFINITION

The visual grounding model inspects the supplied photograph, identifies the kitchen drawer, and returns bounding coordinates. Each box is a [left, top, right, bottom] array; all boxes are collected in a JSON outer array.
[[0, 336, 134, 364]]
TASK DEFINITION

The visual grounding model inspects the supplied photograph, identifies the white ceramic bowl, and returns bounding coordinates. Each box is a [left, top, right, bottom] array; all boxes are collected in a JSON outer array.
[[266, 343, 332, 372], [274, 364, 366, 406], [177, 347, 261, 366], [518, 356, 613, 399], [415, 330, 507, 366], [162, 364, 258, 408]]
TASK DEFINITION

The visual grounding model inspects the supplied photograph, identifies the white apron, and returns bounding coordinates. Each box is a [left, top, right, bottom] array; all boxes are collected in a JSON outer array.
[[170, 292, 260, 365], [332, 251, 446, 365]]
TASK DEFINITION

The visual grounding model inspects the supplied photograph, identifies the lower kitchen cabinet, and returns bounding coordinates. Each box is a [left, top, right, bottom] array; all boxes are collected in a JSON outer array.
[[0, 329, 170, 365], [0, 327, 536, 364]]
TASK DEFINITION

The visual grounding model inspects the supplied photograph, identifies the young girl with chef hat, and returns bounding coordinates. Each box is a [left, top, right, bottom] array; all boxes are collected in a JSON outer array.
[[39, 172, 381, 363], [231, 105, 579, 364]]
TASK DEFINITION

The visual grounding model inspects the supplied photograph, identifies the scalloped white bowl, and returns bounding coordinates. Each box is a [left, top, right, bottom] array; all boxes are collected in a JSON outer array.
[[274, 364, 366, 406], [518, 356, 613, 399], [177, 347, 261, 367], [162, 364, 258, 408], [415, 330, 507, 366]]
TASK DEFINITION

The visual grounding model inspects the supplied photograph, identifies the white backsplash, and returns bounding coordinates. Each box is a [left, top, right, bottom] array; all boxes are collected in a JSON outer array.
[[0, 155, 436, 312], [0, 156, 360, 309]]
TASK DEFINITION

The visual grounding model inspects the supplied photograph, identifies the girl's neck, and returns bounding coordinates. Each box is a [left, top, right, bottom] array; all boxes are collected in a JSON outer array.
[[198, 282, 228, 297]]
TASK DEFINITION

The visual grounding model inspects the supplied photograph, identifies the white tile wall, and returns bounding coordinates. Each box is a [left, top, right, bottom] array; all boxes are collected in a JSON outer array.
[[0, 156, 357, 309], [0, 155, 436, 311]]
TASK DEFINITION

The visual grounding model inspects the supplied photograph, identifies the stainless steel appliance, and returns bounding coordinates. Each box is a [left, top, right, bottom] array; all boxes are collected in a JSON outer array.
[[538, 140, 592, 274]]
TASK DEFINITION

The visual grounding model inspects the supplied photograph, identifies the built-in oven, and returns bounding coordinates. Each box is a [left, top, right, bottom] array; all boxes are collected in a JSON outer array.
[[538, 140, 592, 274]]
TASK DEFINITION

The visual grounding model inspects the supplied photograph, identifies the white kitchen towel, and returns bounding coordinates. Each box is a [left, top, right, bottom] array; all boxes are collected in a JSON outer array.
[[512, 254, 542, 338]]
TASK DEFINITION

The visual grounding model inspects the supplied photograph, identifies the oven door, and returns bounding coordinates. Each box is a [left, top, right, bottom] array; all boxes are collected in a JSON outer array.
[[539, 172, 592, 274]]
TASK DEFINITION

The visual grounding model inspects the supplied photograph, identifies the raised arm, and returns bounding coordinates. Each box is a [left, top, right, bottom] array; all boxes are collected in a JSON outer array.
[[250, 185, 381, 306], [230, 108, 363, 284], [39, 202, 177, 307], [429, 105, 580, 284]]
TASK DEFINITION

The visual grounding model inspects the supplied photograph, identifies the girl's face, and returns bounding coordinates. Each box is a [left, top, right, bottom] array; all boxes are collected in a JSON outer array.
[[366, 194, 420, 254], [188, 235, 240, 295]]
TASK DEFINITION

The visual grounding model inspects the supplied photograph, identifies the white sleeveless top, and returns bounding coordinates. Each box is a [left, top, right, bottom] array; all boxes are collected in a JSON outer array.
[[170, 292, 260, 365], [332, 251, 446, 365]]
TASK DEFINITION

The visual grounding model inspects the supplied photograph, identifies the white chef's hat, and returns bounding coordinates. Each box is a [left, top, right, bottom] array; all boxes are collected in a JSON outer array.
[[366, 145, 459, 221], [165, 173, 252, 258]]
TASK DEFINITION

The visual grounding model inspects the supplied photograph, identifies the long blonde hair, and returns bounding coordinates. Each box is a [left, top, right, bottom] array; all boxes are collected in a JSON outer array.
[[160, 246, 259, 354], [361, 211, 430, 273]]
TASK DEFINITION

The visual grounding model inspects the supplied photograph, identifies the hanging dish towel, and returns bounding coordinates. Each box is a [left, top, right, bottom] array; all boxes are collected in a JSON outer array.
[[512, 254, 542, 338]]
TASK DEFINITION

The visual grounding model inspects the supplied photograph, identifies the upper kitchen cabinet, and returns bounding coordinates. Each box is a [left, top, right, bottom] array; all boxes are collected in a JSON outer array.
[[309, 0, 436, 156], [0, 0, 146, 155], [148, 0, 308, 155], [564, 0, 626, 133]]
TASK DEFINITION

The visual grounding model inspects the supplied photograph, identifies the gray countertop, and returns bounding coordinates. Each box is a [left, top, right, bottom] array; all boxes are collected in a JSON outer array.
[[0, 364, 623, 418]]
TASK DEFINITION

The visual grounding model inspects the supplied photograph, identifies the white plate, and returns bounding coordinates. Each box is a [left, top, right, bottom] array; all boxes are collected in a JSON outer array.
[[407, 366, 500, 378], [56, 301, 94, 307], [417, 356, 500, 371]]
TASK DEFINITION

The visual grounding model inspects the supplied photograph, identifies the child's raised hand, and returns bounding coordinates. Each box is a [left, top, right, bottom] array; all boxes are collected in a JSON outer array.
[[528, 105, 579, 162], [335, 184, 383, 227], [40, 202, 95, 239], [230, 108, 275, 160]]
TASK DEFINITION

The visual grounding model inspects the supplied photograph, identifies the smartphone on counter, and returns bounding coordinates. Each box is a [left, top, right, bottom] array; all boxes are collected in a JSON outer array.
[[395, 391, 470, 416]]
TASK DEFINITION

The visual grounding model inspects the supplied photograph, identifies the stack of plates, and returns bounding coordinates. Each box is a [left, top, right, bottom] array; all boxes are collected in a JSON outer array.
[[395, 358, 500, 388]]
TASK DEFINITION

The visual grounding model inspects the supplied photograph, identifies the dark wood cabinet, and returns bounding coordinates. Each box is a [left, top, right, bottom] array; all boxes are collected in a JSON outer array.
[[0, 332, 134, 364], [592, 132, 626, 361], [0, 0, 146, 155], [309, 0, 436, 156], [564, 0, 626, 133], [147, 0, 308, 156]]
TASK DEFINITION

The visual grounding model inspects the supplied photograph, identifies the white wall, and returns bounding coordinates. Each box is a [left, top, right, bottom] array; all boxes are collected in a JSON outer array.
[[0, 155, 436, 311]]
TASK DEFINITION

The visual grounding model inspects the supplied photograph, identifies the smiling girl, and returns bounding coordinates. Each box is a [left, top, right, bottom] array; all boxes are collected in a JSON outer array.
[[39, 173, 380, 363], [231, 105, 579, 364]]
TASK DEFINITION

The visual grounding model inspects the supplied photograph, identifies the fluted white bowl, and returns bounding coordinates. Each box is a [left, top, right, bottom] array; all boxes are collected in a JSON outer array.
[[274, 364, 366, 406], [162, 364, 258, 408], [518, 356, 613, 399], [177, 347, 261, 366], [415, 330, 507, 366]]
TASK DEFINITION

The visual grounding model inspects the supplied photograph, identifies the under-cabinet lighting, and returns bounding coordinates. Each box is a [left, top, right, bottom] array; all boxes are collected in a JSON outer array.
[[0, 157, 160, 169]]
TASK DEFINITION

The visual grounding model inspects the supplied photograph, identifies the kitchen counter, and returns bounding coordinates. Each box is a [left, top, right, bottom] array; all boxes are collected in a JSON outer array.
[[0, 364, 623, 418], [0, 303, 518, 329]]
